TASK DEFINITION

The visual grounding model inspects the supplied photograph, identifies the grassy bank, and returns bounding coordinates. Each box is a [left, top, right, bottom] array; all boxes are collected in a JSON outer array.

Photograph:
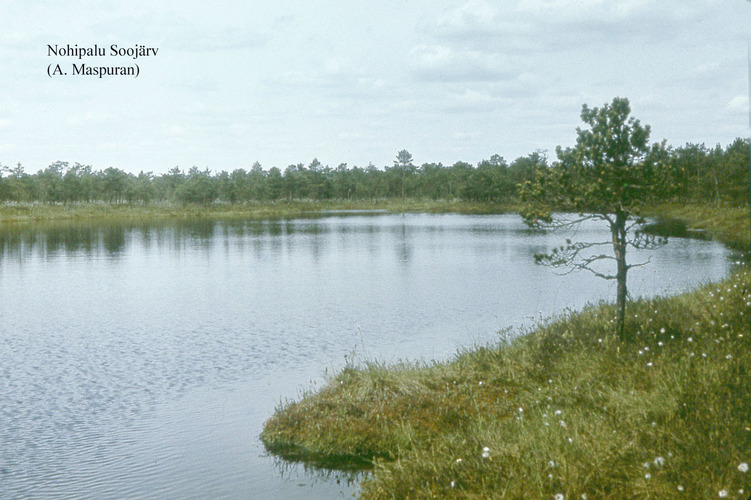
[[261, 207, 751, 498], [1, 200, 747, 244], [644, 203, 750, 251], [0, 199, 512, 224]]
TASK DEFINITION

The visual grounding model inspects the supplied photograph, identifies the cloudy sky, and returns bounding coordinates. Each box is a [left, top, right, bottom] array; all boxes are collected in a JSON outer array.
[[1, 1, 749, 175]]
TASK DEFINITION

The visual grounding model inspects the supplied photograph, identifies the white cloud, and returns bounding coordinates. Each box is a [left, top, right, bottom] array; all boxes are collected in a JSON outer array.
[[426, 1, 538, 52], [173, 26, 269, 52], [726, 95, 750, 113], [427, 0, 731, 57], [64, 112, 111, 127], [447, 89, 504, 112], [409, 44, 518, 82], [453, 130, 483, 140], [167, 124, 186, 136], [434, 0, 501, 33], [517, 0, 704, 27]]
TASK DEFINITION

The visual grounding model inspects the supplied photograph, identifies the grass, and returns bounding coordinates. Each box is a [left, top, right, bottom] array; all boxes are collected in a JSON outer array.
[[263, 273, 751, 498], [644, 203, 750, 251], [261, 204, 751, 499], [0, 199, 512, 224]]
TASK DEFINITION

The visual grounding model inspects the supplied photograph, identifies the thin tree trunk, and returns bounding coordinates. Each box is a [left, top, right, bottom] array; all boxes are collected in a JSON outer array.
[[612, 211, 628, 339]]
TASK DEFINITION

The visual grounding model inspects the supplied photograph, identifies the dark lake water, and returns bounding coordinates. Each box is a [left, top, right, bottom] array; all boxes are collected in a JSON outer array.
[[0, 213, 737, 498]]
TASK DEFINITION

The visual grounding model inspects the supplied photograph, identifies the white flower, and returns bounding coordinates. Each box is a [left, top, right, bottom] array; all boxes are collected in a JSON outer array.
[[719, 489, 728, 498], [554, 494, 564, 500], [739, 462, 749, 473], [677, 485, 684, 491], [548, 460, 556, 467], [654, 456, 665, 467], [645, 473, 651, 479], [660, 327, 666, 333], [450, 481, 456, 488]]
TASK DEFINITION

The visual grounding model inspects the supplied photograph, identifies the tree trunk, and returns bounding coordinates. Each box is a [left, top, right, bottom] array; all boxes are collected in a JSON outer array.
[[612, 211, 628, 339]]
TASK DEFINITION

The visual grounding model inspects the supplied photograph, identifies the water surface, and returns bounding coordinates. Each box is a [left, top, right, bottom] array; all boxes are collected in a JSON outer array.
[[0, 213, 736, 498]]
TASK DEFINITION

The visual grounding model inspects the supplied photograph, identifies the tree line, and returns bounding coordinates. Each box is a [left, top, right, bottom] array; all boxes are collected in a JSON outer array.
[[0, 137, 748, 206]]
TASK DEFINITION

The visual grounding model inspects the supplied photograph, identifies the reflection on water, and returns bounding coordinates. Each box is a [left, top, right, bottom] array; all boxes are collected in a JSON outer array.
[[0, 213, 737, 499], [0, 215, 418, 261]]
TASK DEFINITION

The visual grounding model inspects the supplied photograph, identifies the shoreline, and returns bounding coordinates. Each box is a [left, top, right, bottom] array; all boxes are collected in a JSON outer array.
[[0, 200, 514, 224], [259, 203, 750, 498]]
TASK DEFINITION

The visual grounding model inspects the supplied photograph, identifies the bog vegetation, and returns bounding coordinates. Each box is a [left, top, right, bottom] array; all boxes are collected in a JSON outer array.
[[262, 262, 750, 498]]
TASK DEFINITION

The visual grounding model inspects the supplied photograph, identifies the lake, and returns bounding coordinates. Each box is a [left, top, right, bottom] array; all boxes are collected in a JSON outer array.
[[0, 213, 737, 499]]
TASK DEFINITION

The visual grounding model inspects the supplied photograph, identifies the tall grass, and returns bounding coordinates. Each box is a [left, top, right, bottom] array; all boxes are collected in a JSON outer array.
[[0, 199, 512, 224]]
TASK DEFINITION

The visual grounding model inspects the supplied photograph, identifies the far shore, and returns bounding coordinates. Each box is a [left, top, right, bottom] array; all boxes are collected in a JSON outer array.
[[1, 199, 748, 250]]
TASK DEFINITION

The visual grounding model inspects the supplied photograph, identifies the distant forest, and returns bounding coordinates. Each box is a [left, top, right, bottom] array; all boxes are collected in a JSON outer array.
[[1, 138, 748, 206]]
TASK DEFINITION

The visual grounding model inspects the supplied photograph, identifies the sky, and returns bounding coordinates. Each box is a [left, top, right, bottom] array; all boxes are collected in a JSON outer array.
[[0, 0, 750, 175]]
